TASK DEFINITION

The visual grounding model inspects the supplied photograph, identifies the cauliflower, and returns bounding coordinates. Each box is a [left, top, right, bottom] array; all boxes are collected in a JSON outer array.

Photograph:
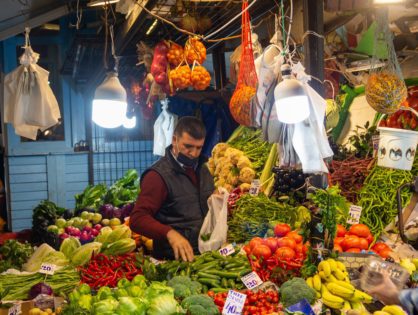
[[239, 167, 256, 184], [224, 147, 244, 164], [239, 183, 251, 191], [212, 143, 229, 160], [237, 155, 252, 169], [207, 158, 215, 175], [214, 158, 232, 176], [226, 172, 239, 186], [223, 184, 234, 192]]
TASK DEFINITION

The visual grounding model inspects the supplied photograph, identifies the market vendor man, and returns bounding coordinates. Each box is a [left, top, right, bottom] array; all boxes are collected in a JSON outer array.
[[130, 116, 214, 262]]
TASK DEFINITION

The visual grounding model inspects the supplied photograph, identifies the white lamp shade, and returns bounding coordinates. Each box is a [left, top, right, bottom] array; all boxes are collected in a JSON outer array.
[[373, 0, 404, 3], [92, 72, 127, 128], [274, 78, 310, 124], [123, 116, 137, 129]]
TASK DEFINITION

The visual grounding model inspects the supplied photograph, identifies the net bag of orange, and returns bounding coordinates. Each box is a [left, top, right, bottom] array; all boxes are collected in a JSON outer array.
[[184, 38, 206, 65], [191, 64, 211, 90], [365, 8, 407, 114], [167, 42, 184, 67], [229, 0, 258, 126], [170, 64, 191, 90]]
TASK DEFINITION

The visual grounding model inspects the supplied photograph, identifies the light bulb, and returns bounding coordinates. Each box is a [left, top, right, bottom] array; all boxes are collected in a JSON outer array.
[[123, 116, 136, 129], [92, 72, 127, 128], [274, 65, 310, 124]]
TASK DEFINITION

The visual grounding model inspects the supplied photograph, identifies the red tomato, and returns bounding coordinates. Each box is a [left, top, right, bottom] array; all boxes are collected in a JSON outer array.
[[251, 245, 272, 260], [295, 243, 303, 253], [358, 238, 369, 250], [334, 237, 345, 246], [276, 237, 296, 249], [379, 248, 392, 259], [349, 224, 371, 238], [341, 235, 360, 251], [264, 237, 278, 253], [346, 248, 361, 253], [275, 247, 295, 259], [302, 243, 309, 255], [337, 224, 347, 237], [372, 242, 390, 253], [243, 245, 251, 255], [286, 231, 303, 244], [274, 223, 291, 237], [249, 237, 265, 250], [366, 233, 374, 245], [333, 244, 343, 252]]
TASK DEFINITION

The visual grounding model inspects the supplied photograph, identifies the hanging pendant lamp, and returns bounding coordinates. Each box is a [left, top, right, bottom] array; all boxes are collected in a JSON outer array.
[[274, 64, 310, 124]]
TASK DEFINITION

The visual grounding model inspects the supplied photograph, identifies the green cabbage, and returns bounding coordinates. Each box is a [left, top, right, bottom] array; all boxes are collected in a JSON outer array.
[[93, 297, 119, 314], [95, 226, 113, 243], [59, 237, 81, 259], [71, 242, 102, 266], [147, 294, 180, 315], [22, 243, 69, 272], [116, 297, 146, 315]]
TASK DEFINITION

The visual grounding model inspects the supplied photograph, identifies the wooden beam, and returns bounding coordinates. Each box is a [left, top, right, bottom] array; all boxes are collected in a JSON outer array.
[[303, 0, 325, 97]]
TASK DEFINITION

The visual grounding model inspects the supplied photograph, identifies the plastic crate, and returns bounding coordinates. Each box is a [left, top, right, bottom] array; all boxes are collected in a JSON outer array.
[[337, 252, 380, 270]]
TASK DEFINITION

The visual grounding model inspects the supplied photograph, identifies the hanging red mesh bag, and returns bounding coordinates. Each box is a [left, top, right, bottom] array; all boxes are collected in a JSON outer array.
[[229, 0, 258, 126]]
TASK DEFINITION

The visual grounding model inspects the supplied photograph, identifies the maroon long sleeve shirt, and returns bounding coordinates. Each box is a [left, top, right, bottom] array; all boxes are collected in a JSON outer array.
[[129, 167, 198, 240]]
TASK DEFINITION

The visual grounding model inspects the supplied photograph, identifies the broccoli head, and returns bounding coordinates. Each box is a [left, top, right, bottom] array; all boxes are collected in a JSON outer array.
[[167, 276, 203, 299], [181, 294, 216, 310], [280, 277, 316, 307], [188, 304, 220, 315]]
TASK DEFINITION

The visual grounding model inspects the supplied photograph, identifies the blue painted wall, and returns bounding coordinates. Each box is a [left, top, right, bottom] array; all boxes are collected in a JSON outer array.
[[1, 26, 157, 231]]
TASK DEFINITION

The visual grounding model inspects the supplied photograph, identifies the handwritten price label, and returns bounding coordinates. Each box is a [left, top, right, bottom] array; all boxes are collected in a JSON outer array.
[[222, 290, 247, 315], [241, 271, 263, 289], [249, 179, 261, 196], [347, 205, 363, 225], [39, 263, 56, 275], [219, 244, 235, 256], [8, 303, 21, 315]]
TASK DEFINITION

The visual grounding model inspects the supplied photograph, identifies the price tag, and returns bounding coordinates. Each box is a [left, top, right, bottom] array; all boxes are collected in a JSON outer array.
[[8, 303, 21, 315], [249, 179, 261, 196], [222, 290, 247, 315], [372, 135, 380, 151], [347, 205, 363, 225], [39, 263, 56, 275], [219, 244, 235, 256], [241, 271, 263, 289]]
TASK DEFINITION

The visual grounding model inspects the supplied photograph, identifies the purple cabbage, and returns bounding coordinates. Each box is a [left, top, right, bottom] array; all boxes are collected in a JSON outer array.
[[99, 204, 114, 219], [112, 207, 122, 219], [29, 283, 53, 299], [121, 203, 134, 219]]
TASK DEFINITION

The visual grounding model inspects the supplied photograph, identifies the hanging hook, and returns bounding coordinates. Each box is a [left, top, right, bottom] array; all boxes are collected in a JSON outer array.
[[24, 27, 30, 48]]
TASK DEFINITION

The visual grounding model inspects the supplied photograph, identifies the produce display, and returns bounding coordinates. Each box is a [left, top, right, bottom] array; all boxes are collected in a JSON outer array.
[[170, 65, 192, 90], [184, 38, 206, 64], [191, 65, 211, 90]]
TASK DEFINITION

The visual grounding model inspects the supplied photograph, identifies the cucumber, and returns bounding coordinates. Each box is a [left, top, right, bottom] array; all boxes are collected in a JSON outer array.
[[228, 279, 236, 288], [211, 287, 230, 293], [202, 270, 240, 279], [198, 278, 221, 288], [197, 272, 221, 280], [221, 278, 228, 288]]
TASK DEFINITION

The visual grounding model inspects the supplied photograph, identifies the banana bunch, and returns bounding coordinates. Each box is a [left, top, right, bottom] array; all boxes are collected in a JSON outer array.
[[373, 305, 408, 315], [306, 258, 373, 311]]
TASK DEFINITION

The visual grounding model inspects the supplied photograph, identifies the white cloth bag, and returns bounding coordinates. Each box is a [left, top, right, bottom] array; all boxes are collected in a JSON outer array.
[[153, 100, 177, 156], [198, 189, 229, 253]]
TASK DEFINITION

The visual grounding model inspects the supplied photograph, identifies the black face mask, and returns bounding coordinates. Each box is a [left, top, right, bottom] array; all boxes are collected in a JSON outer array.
[[177, 152, 199, 168]]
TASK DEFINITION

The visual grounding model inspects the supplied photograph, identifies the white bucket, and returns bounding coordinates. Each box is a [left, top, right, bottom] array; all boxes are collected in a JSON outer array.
[[377, 126, 418, 170]]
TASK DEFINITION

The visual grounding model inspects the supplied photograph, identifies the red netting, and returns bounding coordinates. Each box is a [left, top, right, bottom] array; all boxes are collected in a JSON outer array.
[[229, 0, 258, 126]]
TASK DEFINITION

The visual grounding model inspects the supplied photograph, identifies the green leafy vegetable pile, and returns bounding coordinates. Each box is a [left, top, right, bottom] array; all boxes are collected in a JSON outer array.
[[227, 194, 296, 243], [0, 239, 33, 273]]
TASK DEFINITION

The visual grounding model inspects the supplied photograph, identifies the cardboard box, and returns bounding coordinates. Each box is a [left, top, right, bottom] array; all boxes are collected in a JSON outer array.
[[0, 300, 34, 315]]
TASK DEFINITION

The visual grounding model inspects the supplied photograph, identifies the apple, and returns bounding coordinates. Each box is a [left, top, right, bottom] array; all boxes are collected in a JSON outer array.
[[80, 211, 90, 220], [55, 218, 67, 228], [92, 213, 102, 224], [87, 212, 94, 221], [59, 233, 69, 239], [65, 219, 75, 227], [81, 219, 89, 227], [109, 218, 121, 227], [94, 224, 102, 231], [91, 229, 99, 237], [80, 231, 90, 242], [71, 227, 81, 237], [101, 219, 110, 226], [58, 228, 65, 235], [72, 217, 82, 228], [47, 225, 59, 234], [83, 226, 92, 233]]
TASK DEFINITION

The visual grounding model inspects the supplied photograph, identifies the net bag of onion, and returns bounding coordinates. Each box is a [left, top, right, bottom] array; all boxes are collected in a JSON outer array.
[[365, 8, 407, 114], [229, 0, 258, 126]]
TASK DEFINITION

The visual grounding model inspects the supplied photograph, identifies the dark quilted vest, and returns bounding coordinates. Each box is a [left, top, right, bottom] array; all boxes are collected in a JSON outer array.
[[142, 146, 214, 259]]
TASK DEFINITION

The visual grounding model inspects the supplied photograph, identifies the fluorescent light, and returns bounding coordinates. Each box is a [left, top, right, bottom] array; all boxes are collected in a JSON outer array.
[[88, 0, 120, 7], [373, 0, 404, 3], [92, 72, 127, 128], [274, 64, 310, 124], [146, 19, 158, 36]]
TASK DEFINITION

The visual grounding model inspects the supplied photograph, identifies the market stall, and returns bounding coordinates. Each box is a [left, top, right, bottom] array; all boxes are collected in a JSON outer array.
[[1, 0, 418, 314]]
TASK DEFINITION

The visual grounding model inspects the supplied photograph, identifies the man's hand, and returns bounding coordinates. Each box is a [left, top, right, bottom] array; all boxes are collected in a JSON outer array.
[[367, 272, 401, 305], [167, 229, 194, 262]]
